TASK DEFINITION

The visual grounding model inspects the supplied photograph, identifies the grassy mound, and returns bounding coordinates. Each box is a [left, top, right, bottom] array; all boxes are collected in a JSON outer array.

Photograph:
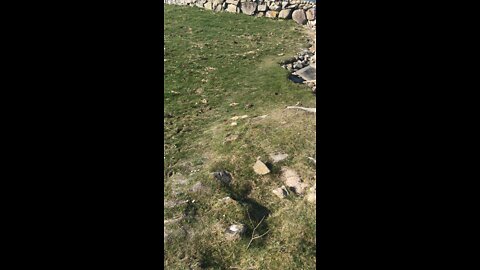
[[164, 5, 316, 269]]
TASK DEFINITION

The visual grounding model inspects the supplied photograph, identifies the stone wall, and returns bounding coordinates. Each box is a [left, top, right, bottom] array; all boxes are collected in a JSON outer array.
[[164, 0, 316, 27]]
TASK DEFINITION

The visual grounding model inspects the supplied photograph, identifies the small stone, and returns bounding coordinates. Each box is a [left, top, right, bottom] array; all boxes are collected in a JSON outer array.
[[219, 196, 234, 203], [253, 159, 270, 175], [225, 224, 246, 240], [230, 122, 237, 126], [226, 224, 246, 234], [272, 186, 288, 199], [191, 181, 208, 193], [293, 62, 303, 69], [257, 4, 267, 12], [231, 116, 240, 120], [240, 2, 257, 15], [281, 167, 308, 194], [306, 184, 316, 203], [269, 153, 289, 163], [292, 9, 307, 25], [226, 4, 239, 12]]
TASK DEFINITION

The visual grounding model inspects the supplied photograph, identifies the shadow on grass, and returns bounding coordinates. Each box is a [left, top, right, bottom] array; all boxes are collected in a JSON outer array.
[[198, 247, 228, 269], [218, 180, 271, 249]]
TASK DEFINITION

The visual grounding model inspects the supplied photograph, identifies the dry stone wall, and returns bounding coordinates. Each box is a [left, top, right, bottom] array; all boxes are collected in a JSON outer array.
[[164, 0, 317, 92], [164, 0, 316, 27]]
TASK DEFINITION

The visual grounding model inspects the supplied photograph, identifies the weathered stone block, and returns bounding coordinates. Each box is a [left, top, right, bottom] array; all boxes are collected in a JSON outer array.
[[256, 11, 265, 17], [240, 2, 257, 15], [265, 10, 278, 18], [292, 9, 307, 24], [226, 3, 239, 12], [204, 1, 213, 9], [226, 0, 239, 5], [257, 4, 268, 11], [306, 8, 315, 20], [278, 8, 292, 19]]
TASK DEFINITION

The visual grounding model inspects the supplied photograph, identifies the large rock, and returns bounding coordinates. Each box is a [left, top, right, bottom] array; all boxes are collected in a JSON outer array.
[[204, 1, 213, 9], [306, 184, 316, 204], [257, 4, 268, 11], [214, 3, 223, 11], [306, 8, 316, 20], [226, 3, 239, 12], [269, 4, 281, 11], [278, 8, 292, 19], [240, 2, 257, 15], [292, 9, 307, 25], [213, 0, 225, 4], [256, 11, 265, 17], [226, 0, 239, 5], [295, 65, 316, 81], [265, 10, 279, 18]]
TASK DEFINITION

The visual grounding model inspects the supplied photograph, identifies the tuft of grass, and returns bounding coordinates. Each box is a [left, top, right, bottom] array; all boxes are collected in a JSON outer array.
[[164, 5, 316, 269]]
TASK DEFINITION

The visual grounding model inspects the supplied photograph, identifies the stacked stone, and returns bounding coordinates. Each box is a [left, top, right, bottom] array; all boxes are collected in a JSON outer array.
[[281, 50, 313, 72], [165, 0, 317, 92], [164, 0, 316, 26]]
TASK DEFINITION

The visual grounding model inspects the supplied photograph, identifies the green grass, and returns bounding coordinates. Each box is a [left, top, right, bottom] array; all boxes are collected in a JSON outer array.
[[164, 5, 316, 269]]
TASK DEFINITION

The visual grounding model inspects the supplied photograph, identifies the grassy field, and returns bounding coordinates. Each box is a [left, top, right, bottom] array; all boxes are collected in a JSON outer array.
[[164, 5, 316, 269]]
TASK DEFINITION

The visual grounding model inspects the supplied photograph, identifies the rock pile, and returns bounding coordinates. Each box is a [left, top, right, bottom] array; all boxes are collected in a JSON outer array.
[[281, 30, 316, 93], [281, 49, 314, 73]]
